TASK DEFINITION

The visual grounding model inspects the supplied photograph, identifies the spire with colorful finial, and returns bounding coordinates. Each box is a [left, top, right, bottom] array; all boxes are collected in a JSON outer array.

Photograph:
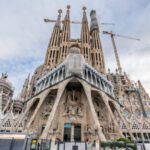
[[64, 5, 70, 20], [67, 5, 71, 14], [83, 6, 86, 15], [55, 9, 62, 27], [59, 5, 71, 62], [82, 6, 88, 22], [81, 6, 91, 63]]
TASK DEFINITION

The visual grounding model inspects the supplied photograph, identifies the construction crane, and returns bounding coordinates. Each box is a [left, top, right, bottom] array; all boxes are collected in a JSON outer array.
[[44, 19, 114, 26], [103, 31, 140, 74]]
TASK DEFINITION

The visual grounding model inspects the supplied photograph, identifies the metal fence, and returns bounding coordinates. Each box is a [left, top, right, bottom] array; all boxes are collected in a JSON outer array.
[[34, 140, 150, 150], [55, 141, 88, 150], [34, 141, 88, 150], [37, 139, 51, 150], [26, 138, 150, 150]]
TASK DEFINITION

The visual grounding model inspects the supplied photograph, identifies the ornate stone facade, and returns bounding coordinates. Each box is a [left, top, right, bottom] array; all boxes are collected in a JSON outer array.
[[0, 6, 150, 144]]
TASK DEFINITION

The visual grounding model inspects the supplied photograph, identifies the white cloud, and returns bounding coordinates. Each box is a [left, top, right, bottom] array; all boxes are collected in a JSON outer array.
[[0, 0, 150, 96]]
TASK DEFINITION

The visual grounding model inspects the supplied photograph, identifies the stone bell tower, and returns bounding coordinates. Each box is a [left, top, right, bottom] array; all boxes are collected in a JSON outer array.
[[90, 10, 106, 75], [59, 5, 71, 63], [80, 7, 91, 64], [42, 9, 62, 75]]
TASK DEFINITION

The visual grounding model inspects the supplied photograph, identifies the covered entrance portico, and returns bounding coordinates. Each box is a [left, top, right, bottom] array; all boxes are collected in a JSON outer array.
[[64, 123, 81, 142]]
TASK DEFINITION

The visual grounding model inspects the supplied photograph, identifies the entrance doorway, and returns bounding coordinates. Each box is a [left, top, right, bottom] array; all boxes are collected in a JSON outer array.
[[64, 124, 71, 142], [64, 124, 81, 142], [74, 124, 81, 142]]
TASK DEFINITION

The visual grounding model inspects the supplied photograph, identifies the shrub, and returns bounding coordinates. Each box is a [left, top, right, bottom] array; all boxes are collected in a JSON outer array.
[[101, 140, 136, 150], [117, 137, 130, 143]]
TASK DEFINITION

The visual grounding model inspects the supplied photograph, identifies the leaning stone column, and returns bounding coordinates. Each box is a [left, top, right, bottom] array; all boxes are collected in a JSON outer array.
[[98, 91, 123, 137], [26, 89, 52, 130], [117, 109, 135, 140], [98, 90, 135, 140], [40, 78, 72, 139], [80, 80, 106, 141]]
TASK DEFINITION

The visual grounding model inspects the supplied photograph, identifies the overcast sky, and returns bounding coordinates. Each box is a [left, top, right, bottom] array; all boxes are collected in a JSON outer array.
[[0, 0, 150, 97]]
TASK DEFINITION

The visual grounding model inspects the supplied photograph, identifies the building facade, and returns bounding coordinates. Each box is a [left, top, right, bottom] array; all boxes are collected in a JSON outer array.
[[0, 6, 150, 143]]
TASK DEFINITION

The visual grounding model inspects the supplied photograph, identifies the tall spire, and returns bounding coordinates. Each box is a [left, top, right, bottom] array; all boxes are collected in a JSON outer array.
[[90, 10, 106, 75], [82, 7, 87, 21], [65, 5, 70, 20], [20, 74, 30, 99], [80, 7, 91, 63], [42, 9, 62, 75], [55, 9, 62, 27], [59, 5, 71, 62], [28, 74, 35, 98], [90, 10, 99, 32], [0, 91, 3, 110]]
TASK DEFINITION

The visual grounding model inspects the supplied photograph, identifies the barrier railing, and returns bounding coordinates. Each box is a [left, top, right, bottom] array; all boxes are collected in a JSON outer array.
[[55, 141, 88, 150]]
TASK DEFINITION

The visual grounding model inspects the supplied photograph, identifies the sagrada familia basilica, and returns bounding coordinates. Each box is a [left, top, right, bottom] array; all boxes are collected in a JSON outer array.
[[0, 6, 150, 143]]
